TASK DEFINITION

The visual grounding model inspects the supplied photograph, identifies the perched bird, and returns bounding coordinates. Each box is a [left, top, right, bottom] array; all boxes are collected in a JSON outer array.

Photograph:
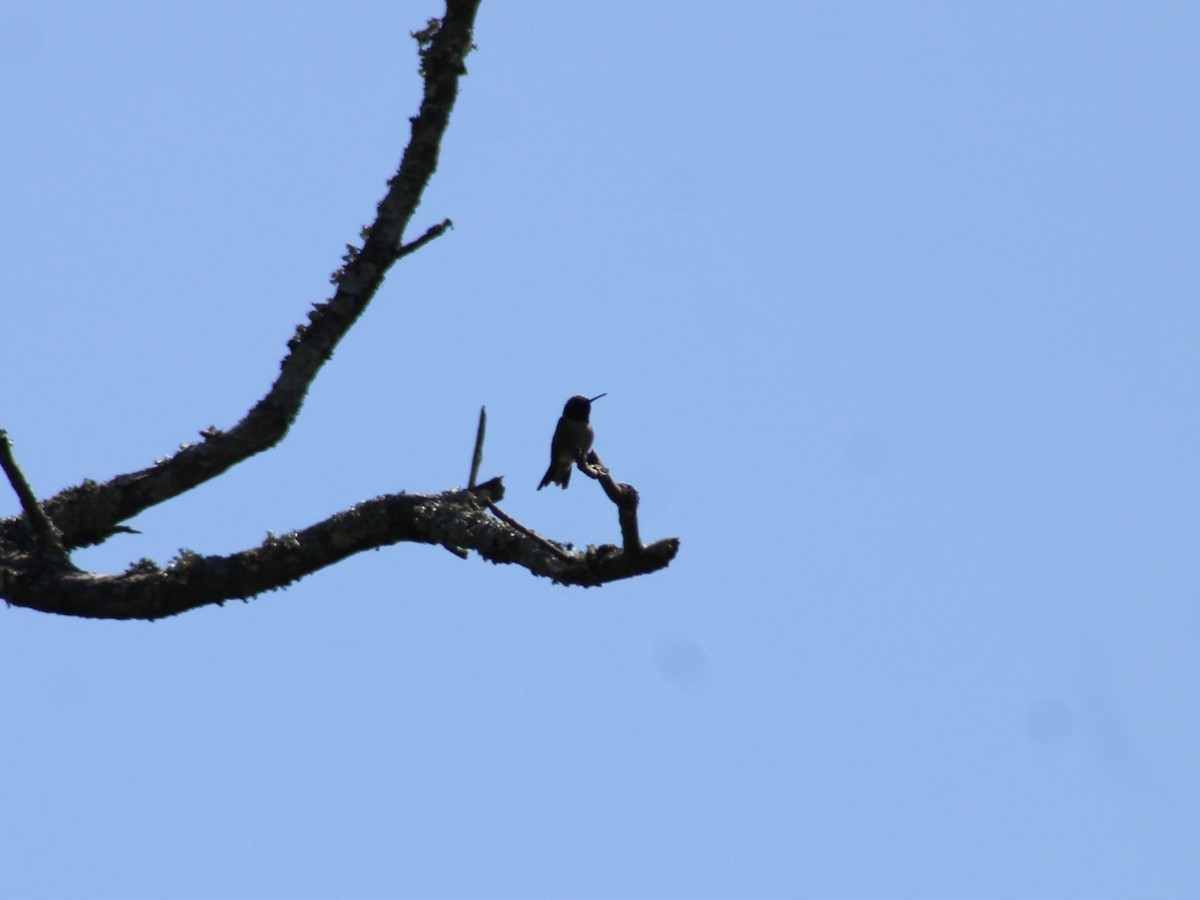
[[537, 394, 606, 490]]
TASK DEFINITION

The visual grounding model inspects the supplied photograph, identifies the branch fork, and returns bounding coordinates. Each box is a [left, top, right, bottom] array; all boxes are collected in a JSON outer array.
[[0, 0, 678, 620]]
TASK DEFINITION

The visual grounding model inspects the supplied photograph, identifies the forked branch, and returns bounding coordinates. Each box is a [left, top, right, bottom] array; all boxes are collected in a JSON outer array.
[[32, 4, 479, 553], [0, 0, 679, 621]]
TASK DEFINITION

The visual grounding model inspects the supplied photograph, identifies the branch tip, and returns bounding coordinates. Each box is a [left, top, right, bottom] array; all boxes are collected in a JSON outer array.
[[398, 218, 454, 259], [468, 405, 486, 488]]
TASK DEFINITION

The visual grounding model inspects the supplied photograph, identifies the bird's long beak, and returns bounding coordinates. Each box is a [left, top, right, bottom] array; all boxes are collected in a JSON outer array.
[[589, 393, 607, 403]]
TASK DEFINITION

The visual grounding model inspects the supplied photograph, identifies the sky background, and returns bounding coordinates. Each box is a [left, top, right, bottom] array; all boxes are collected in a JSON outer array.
[[2, 1, 1199, 897]]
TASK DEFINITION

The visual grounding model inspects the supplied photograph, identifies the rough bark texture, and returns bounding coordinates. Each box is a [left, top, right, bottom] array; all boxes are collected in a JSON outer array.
[[0, 0, 679, 621]]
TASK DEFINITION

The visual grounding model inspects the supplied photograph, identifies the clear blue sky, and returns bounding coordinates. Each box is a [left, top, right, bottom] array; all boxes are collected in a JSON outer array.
[[3, 2, 1199, 897]]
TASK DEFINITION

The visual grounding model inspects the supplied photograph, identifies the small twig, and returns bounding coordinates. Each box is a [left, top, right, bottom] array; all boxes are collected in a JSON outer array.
[[581, 450, 642, 554], [486, 500, 574, 560], [0, 429, 69, 561], [397, 218, 453, 259], [468, 405, 486, 489]]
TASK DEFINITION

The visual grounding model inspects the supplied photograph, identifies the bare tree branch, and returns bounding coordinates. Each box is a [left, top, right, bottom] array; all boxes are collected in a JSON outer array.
[[30, 5, 479, 552], [1, 477, 677, 620], [0, 0, 680, 621]]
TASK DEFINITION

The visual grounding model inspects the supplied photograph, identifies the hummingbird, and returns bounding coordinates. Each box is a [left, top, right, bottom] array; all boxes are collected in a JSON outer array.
[[537, 393, 606, 490]]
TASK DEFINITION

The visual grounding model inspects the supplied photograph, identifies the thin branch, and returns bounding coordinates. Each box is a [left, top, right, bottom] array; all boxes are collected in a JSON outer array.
[[468, 405, 486, 488], [0, 430, 69, 562], [486, 500, 574, 560]]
